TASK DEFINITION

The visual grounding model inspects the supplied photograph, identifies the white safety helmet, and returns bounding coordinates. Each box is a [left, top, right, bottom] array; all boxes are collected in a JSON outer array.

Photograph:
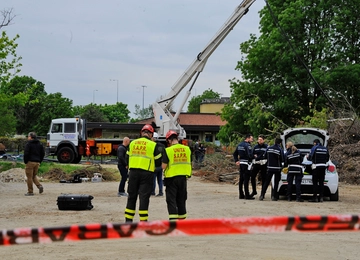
[[153, 132, 159, 139]]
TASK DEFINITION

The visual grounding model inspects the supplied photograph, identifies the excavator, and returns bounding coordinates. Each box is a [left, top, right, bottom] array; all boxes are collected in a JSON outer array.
[[152, 0, 257, 141]]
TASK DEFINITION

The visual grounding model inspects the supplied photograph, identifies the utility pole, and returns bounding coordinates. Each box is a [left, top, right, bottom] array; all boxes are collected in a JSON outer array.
[[93, 89, 98, 103], [110, 79, 119, 103], [141, 85, 147, 110]]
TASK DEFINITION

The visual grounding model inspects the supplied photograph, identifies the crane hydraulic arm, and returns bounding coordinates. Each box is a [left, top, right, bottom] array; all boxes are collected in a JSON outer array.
[[152, 0, 256, 140]]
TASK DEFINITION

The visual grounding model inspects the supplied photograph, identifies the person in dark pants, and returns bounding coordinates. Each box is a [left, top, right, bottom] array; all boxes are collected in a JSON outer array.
[[162, 130, 192, 220], [250, 135, 268, 197], [259, 138, 284, 201], [198, 143, 206, 163], [284, 142, 304, 202], [24, 132, 45, 196], [117, 137, 130, 197], [233, 134, 254, 200], [151, 132, 165, 197], [194, 140, 200, 163], [308, 139, 330, 203], [124, 125, 162, 222]]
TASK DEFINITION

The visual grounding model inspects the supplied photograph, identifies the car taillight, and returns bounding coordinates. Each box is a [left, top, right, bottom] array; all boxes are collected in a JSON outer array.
[[328, 165, 336, 172]]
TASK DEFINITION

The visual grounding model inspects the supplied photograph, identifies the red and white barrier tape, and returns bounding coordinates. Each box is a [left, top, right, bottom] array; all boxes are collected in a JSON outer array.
[[1, 214, 359, 246]]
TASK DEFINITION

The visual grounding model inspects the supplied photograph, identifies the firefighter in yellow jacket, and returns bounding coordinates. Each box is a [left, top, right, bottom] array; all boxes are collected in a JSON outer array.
[[124, 124, 162, 222], [162, 130, 192, 221]]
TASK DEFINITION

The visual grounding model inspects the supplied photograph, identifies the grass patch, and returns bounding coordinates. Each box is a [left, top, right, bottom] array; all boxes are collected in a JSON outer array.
[[0, 161, 25, 172], [38, 162, 84, 176]]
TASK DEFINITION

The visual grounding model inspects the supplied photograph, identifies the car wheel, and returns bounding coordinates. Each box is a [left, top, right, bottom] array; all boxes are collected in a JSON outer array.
[[329, 189, 339, 201]]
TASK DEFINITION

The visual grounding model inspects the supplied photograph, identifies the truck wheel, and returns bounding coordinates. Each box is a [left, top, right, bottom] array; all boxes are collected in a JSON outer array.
[[330, 189, 339, 201], [72, 154, 82, 164], [57, 147, 75, 163]]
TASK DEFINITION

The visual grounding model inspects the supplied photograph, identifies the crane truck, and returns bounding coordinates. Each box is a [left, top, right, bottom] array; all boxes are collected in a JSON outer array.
[[46, 0, 256, 163], [152, 0, 256, 140]]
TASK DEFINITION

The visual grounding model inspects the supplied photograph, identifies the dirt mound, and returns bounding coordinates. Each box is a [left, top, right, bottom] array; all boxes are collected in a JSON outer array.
[[0, 168, 26, 183], [329, 142, 360, 184]]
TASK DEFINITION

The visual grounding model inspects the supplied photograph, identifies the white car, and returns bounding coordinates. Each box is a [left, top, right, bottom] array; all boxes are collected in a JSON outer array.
[[271, 128, 339, 201]]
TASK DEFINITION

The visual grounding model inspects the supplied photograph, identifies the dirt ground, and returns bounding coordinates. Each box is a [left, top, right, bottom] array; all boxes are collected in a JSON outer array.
[[0, 166, 360, 260]]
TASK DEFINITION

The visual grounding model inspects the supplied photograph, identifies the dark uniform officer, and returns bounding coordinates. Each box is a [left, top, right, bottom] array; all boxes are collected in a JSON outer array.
[[308, 139, 330, 203], [250, 135, 268, 197], [124, 124, 162, 222], [284, 142, 304, 202], [259, 138, 284, 201], [117, 137, 130, 197], [233, 134, 254, 199]]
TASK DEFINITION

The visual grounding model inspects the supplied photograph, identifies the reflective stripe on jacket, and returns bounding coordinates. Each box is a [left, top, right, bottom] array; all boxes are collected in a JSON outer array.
[[265, 144, 284, 171], [309, 144, 329, 168]]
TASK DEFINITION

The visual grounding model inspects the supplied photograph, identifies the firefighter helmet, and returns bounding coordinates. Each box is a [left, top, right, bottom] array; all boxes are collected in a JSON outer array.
[[141, 124, 154, 133], [166, 130, 178, 140]]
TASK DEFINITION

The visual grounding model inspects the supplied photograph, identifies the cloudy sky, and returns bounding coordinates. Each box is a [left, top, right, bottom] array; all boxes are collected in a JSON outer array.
[[4, 0, 265, 117]]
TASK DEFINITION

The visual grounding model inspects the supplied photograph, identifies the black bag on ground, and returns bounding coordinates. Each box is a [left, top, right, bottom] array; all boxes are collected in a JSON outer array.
[[57, 194, 94, 210], [72, 174, 82, 183]]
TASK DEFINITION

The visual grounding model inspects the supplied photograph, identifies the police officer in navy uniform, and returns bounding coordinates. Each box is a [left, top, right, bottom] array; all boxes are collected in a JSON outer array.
[[250, 135, 268, 197], [233, 134, 254, 200], [308, 139, 330, 203], [285, 142, 304, 202], [259, 138, 284, 201]]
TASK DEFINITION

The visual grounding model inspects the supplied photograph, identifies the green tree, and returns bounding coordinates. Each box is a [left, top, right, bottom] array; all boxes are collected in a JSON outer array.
[[72, 105, 85, 117], [100, 103, 131, 123], [6, 76, 47, 135], [187, 89, 221, 113], [34, 92, 74, 136], [81, 104, 109, 122], [0, 93, 16, 136], [0, 29, 22, 88], [220, 0, 360, 143], [133, 104, 153, 120]]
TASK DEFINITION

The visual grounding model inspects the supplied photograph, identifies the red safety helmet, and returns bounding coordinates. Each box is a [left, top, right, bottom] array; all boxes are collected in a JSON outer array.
[[166, 130, 178, 140], [141, 124, 154, 133]]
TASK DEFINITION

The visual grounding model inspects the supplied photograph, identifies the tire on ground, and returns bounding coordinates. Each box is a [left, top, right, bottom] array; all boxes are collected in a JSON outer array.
[[329, 189, 339, 201]]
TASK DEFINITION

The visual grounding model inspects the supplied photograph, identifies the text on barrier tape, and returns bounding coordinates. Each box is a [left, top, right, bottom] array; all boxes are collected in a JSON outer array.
[[1, 214, 360, 246]]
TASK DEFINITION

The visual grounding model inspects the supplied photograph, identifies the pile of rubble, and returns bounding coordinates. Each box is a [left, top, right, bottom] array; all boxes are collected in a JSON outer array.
[[0, 168, 27, 183]]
